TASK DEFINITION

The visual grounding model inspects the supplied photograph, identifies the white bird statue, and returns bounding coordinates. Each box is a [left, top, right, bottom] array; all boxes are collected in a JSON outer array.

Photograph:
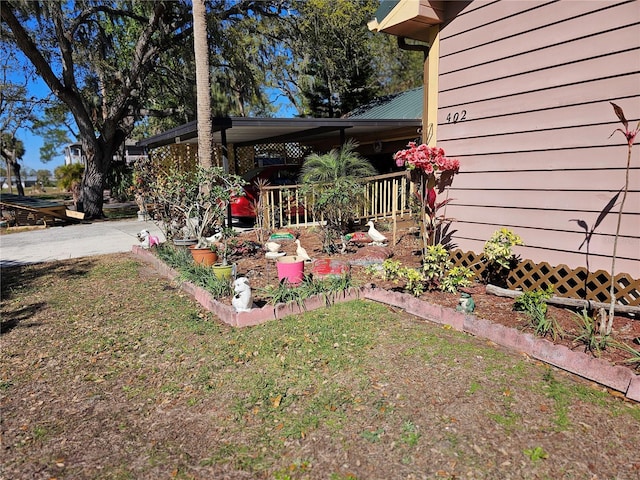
[[295, 239, 312, 262], [265, 241, 281, 253], [366, 220, 387, 246]]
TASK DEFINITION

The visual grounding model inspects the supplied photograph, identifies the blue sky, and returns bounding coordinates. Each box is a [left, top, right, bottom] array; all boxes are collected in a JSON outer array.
[[11, 76, 61, 174]]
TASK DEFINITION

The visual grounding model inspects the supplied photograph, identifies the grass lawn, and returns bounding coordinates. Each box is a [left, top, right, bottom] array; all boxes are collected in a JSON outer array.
[[1, 254, 639, 479]]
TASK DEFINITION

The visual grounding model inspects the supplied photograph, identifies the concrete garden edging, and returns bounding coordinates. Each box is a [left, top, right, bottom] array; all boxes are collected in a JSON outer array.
[[132, 245, 639, 402]]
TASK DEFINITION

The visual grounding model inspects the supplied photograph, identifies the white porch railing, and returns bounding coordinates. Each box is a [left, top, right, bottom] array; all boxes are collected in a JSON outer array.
[[259, 171, 413, 229]]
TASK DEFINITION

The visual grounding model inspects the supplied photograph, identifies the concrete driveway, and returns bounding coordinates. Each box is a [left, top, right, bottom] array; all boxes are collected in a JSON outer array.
[[0, 219, 166, 268]]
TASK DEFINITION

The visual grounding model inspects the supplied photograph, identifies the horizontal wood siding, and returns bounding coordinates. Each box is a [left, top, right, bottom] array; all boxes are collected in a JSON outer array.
[[437, 0, 640, 275]]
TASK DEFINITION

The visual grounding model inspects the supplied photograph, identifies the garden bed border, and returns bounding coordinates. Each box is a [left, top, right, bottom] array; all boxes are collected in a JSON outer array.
[[132, 245, 639, 402]]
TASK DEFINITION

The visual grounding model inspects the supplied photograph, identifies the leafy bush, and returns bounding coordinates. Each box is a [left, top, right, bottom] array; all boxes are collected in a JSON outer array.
[[366, 259, 403, 282], [106, 162, 134, 202], [400, 267, 426, 297], [422, 244, 452, 286], [133, 160, 246, 245], [54, 163, 84, 191], [440, 266, 475, 293], [366, 249, 474, 297], [482, 228, 523, 286], [299, 140, 377, 253]]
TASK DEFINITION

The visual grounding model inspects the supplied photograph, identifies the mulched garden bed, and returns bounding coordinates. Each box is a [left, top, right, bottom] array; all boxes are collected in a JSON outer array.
[[212, 221, 640, 370]]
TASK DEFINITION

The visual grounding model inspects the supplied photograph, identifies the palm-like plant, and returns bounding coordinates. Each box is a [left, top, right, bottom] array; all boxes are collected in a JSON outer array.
[[300, 139, 378, 183], [300, 140, 377, 253]]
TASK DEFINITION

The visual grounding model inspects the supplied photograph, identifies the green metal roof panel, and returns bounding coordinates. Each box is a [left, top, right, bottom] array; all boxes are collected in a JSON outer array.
[[345, 87, 423, 120], [374, 0, 400, 23]]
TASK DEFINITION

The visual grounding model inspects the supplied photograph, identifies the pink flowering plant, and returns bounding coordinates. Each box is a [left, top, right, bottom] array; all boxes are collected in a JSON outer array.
[[394, 142, 460, 174], [394, 142, 460, 254]]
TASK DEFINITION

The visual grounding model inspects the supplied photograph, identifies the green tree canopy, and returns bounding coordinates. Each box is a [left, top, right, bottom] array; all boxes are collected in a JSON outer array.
[[270, 0, 423, 117]]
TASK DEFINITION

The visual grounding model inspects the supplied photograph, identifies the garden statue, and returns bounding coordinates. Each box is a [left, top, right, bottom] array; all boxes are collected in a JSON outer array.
[[265, 241, 281, 253], [232, 277, 253, 312], [366, 220, 387, 246], [340, 231, 370, 253], [137, 229, 160, 249], [295, 239, 312, 262], [456, 292, 475, 313]]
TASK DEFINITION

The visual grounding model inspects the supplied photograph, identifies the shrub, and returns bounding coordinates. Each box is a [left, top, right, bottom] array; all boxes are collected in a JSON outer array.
[[440, 266, 475, 293], [299, 140, 377, 253], [54, 163, 84, 191], [482, 228, 523, 287], [422, 244, 452, 287]]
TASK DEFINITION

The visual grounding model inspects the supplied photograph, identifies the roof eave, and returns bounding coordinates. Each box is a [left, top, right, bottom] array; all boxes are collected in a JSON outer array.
[[368, 0, 444, 42]]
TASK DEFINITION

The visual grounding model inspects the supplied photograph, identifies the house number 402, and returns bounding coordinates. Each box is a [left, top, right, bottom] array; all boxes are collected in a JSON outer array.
[[446, 110, 467, 123]]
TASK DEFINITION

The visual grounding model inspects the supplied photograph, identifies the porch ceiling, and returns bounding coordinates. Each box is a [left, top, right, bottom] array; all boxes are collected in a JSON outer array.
[[137, 116, 422, 150]]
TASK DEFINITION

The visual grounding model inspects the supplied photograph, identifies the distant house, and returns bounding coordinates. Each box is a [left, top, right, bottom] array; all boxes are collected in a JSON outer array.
[[1, 176, 44, 190], [369, 0, 640, 276], [64, 141, 147, 166], [64, 143, 84, 166]]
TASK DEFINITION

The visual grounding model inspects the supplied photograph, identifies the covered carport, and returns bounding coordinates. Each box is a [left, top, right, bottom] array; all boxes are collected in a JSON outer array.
[[136, 115, 422, 176]]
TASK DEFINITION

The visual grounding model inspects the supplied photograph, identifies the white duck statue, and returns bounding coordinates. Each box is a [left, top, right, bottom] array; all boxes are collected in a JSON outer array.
[[366, 220, 387, 246], [295, 239, 312, 262]]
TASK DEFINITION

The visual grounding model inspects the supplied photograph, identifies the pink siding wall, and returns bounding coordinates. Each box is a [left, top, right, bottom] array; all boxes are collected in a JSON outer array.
[[436, 0, 640, 276]]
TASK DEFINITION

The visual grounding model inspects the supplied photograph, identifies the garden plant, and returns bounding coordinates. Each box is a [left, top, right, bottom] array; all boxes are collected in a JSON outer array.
[[299, 139, 377, 253], [513, 287, 563, 341], [606, 102, 639, 333], [481, 227, 524, 287], [393, 142, 460, 256], [133, 158, 245, 247]]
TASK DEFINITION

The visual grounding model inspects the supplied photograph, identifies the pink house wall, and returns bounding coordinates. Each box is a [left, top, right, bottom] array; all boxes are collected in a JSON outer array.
[[435, 0, 640, 276]]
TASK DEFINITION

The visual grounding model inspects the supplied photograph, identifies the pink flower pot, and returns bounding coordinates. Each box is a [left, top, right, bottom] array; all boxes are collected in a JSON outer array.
[[276, 255, 305, 285]]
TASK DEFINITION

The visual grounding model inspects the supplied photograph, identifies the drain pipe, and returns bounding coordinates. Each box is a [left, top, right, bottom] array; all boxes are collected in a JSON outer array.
[[397, 37, 432, 145], [397, 37, 430, 59]]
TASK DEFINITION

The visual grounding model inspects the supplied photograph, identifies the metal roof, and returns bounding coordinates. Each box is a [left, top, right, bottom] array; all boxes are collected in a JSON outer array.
[[346, 87, 423, 120], [137, 115, 421, 149]]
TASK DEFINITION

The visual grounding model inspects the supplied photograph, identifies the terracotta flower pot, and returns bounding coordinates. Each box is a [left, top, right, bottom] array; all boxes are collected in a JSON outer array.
[[188, 246, 218, 266]]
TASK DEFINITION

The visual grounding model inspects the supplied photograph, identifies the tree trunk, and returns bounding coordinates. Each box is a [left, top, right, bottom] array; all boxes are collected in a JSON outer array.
[[12, 160, 25, 196], [81, 161, 106, 219], [79, 138, 111, 219], [192, 0, 213, 169], [5, 159, 13, 194]]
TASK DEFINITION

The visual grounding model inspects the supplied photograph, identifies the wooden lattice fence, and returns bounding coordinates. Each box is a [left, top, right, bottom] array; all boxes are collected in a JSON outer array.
[[450, 249, 640, 306]]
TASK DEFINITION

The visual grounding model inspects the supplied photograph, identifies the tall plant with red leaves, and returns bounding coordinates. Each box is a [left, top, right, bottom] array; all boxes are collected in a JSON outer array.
[[606, 102, 639, 334], [394, 142, 460, 256]]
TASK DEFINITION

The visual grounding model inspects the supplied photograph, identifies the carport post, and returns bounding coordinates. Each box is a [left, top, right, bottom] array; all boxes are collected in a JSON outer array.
[[221, 127, 233, 228]]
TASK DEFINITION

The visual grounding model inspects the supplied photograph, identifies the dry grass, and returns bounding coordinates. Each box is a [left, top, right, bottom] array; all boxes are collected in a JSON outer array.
[[1, 254, 639, 479]]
